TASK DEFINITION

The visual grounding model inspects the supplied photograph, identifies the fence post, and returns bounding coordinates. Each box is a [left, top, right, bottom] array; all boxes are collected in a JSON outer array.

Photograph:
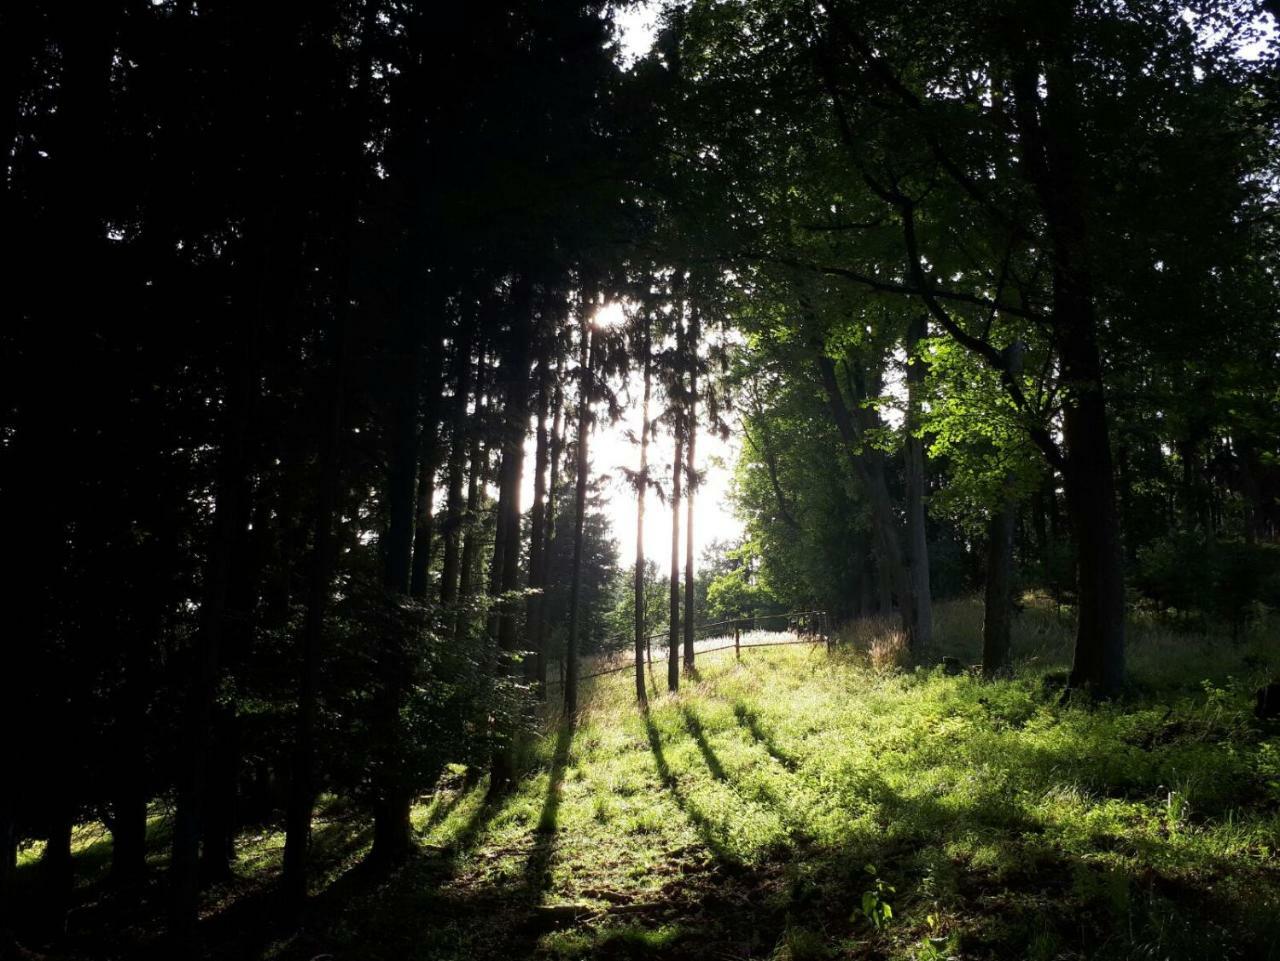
[[735, 624, 741, 661]]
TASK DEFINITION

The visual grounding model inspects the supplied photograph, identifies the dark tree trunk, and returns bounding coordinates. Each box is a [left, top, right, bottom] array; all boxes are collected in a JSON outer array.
[[409, 330, 447, 599], [280, 136, 358, 900], [635, 312, 652, 706], [564, 325, 594, 717], [0, 778, 14, 936], [171, 271, 260, 945], [683, 305, 699, 671], [982, 343, 1024, 678], [668, 428, 683, 693], [539, 361, 567, 690], [903, 314, 933, 648], [815, 353, 917, 646], [982, 501, 1017, 677], [1007, 18, 1125, 692], [455, 381, 491, 645], [370, 294, 422, 866], [491, 287, 534, 791], [525, 331, 553, 697]]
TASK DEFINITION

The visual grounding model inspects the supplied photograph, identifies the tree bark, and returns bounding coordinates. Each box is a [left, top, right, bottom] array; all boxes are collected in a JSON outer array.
[[634, 312, 652, 706], [490, 286, 534, 790], [564, 325, 594, 717], [409, 330, 447, 598], [668, 428, 683, 693], [539, 360, 567, 691], [683, 304, 699, 671], [525, 330, 553, 697], [1009, 27, 1125, 692], [903, 314, 933, 648], [982, 501, 1017, 677], [439, 330, 476, 608], [814, 352, 917, 647], [982, 343, 1024, 679], [371, 282, 422, 865]]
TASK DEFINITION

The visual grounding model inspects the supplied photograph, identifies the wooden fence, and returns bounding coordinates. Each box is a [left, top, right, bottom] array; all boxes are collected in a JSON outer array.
[[546, 610, 833, 686]]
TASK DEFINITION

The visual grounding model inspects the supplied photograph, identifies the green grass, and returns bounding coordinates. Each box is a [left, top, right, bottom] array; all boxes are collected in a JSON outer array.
[[20, 597, 1280, 960]]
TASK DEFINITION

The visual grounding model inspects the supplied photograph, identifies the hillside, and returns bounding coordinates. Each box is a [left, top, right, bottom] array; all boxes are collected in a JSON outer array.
[[42, 598, 1266, 961]]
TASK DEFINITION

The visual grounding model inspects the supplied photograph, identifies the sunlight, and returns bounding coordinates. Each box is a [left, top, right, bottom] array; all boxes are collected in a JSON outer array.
[[592, 300, 626, 330]]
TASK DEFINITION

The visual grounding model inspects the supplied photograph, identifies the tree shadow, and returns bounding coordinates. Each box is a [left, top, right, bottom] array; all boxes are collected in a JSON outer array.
[[680, 706, 727, 782], [731, 701, 799, 771], [643, 713, 739, 868], [523, 720, 573, 897]]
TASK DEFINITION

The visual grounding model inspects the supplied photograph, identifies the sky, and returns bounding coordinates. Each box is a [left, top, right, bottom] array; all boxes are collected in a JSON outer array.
[[517, 302, 745, 579]]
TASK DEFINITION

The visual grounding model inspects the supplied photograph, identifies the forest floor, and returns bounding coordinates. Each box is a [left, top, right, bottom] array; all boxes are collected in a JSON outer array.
[[17, 597, 1280, 961]]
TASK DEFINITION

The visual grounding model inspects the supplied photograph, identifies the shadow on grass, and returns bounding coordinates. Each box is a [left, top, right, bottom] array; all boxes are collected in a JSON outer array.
[[731, 701, 799, 771], [680, 707, 727, 782], [523, 720, 573, 897], [643, 713, 740, 868]]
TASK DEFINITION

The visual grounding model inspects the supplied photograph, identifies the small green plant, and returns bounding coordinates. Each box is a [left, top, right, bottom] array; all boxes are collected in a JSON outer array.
[[857, 864, 895, 930]]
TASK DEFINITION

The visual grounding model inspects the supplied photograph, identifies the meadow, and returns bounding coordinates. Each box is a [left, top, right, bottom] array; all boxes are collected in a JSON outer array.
[[19, 597, 1280, 960]]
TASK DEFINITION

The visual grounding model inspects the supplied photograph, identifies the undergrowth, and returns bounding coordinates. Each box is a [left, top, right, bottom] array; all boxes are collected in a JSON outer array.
[[16, 596, 1280, 960]]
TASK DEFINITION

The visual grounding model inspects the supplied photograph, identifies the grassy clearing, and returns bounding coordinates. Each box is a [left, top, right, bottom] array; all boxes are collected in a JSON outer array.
[[20, 597, 1280, 960]]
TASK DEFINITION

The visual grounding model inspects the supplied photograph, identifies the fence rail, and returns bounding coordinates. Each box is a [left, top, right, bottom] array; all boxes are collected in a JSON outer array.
[[545, 610, 832, 686]]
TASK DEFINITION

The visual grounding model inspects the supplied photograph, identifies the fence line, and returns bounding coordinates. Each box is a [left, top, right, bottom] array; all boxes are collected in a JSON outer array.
[[545, 610, 832, 687]]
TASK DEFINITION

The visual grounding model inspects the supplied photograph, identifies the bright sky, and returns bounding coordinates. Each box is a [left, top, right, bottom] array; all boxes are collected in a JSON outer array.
[[614, 2, 660, 65], [517, 301, 744, 577]]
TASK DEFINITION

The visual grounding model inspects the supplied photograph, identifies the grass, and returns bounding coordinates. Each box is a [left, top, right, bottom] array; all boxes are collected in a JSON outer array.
[[16, 596, 1280, 960]]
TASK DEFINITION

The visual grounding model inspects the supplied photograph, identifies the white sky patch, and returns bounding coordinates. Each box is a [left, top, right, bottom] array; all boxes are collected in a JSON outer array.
[[518, 362, 744, 579], [614, 1, 660, 66]]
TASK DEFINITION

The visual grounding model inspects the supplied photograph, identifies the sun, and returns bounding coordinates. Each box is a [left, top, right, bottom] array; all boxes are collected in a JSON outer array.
[[592, 301, 627, 329]]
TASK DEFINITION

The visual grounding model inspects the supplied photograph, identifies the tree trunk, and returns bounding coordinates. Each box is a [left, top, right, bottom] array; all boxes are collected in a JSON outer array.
[[634, 312, 652, 706], [370, 295, 421, 865], [982, 501, 1017, 677], [814, 353, 917, 647], [525, 333, 552, 697], [539, 361, 567, 692], [564, 325, 594, 717], [409, 331, 447, 598], [439, 330, 477, 608], [456, 381, 490, 634], [1007, 19, 1125, 692], [171, 278, 259, 944], [281, 197, 354, 905], [683, 305, 699, 671], [903, 314, 933, 648], [982, 343, 1024, 679], [668, 428, 683, 693], [491, 288, 534, 791]]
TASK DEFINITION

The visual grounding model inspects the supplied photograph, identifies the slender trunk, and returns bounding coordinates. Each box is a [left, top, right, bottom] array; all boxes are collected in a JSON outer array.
[[525, 337, 552, 696], [635, 313, 652, 706], [668, 429, 683, 693], [41, 814, 73, 913], [539, 362, 567, 689], [409, 332, 447, 598], [371, 299, 421, 866], [491, 291, 534, 790], [171, 282, 259, 944], [982, 502, 1017, 677], [683, 306, 699, 670], [456, 381, 490, 627], [439, 332, 476, 603], [982, 343, 1024, 678], [565, 326, 594, 716], [281, 233, 352, 907], [0, 778, 13, 937], [903, 315, 932, 648]]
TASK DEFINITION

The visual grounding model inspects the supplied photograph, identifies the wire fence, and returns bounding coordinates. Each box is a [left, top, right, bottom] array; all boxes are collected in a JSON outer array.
[[546, 610, 832, 686]]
